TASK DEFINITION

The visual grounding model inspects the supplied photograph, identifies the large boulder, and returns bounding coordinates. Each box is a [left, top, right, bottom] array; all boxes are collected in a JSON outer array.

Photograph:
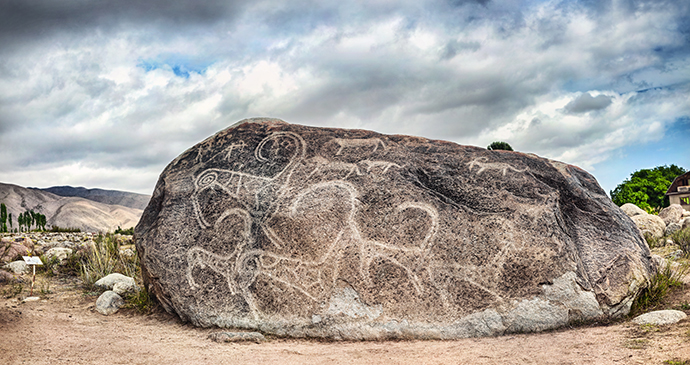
[[620, 203, 646, 218], [135, 118, 655, 340], [631, 214, 666, 239], [658, 204, 684, 226]]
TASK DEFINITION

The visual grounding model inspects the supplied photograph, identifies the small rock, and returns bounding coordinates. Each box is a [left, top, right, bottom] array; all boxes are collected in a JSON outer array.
[[620, 203, 646, 217], [4, 261, 29, 275], [1, 243, 30, 263], [95, 273, 136, 290], [683, 217, 690, 230], [96, 291, 124, 315], [45, 247, 73, 262], [665, 223, 682, 236], [23, 296, 40, 302], [665, 250, 684, 260], [208, 332, 266, 343], [632, 310, 687, 326], [113, 280, 139, 295], [19, 237, 34, 252], [0, 269, 16, 283], [683, 210, 690, 218]]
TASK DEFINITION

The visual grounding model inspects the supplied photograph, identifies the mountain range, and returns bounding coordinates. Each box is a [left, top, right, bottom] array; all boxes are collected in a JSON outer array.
[[0, 182, 150, 233]]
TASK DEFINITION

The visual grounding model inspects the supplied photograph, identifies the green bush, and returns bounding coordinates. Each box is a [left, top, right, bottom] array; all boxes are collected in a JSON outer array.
[[631, 260, 689, 315], [114, 226, 135, 235], [643, 231, 662, 249], [671, 227, 690, 256], [487, 141, 513, 151], [50, 226, 81, 233]]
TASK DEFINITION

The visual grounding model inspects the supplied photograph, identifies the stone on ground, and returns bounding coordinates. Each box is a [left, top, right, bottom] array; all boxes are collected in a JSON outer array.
[[208, 332, 266, 343], [665, 223, 682, 237], [113, 280, 139, 295], [95, 273, 136, 290], [135, 118, 655, 340], [658, 204, 684, 226], [1, 242, 30, 263], [4, 260, 29, 275], [45, 247, 73, 262], [632, 310, 687, 326], [96, 290, 124, 315], [631, 214, 666, 239], [620, 203, 646, 217]]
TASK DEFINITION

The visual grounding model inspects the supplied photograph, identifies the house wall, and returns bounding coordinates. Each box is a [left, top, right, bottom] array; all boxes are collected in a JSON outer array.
[[670, 194, 690, 210]]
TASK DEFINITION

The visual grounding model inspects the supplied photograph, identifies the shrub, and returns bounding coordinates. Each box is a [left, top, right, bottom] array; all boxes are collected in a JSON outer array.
[[672, 227, 690, 256], [50, 226, 81, 233], [630, 260, 689, 315], [80, 233, 139, 289], [487, 141, 514, 151], [643, 231, 662, 249], [114, 226, 135, 235]]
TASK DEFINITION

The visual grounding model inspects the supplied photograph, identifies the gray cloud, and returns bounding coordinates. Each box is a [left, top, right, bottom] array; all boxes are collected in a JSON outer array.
[[564, 93, 613, 114], [0, 0, 688, 194]]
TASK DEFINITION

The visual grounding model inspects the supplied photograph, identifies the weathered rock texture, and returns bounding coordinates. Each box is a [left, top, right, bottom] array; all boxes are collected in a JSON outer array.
[[658, 204, 684, 226], [631, 214, 666, 239], [135, 118, 655, 340], [621, 203, 646, 217]]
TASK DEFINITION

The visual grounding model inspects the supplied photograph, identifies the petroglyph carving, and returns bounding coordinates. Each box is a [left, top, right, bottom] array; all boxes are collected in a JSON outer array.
[[225, 141, 247, 160], [331, 138, 386, 155], [306, 156, 363, 180], [467, 157, 527, 176], [359, 159, 401, 174]]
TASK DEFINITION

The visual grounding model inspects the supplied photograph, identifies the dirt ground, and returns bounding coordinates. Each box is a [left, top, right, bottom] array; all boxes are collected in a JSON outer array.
[[1, 272, 689, 365]]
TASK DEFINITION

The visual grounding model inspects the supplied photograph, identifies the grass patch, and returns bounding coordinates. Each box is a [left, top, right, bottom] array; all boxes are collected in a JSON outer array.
[[2, 281, 23, 298], [623, 338, 649, 349], [671, 227, 690, 256], [630, 260, 689, 315], [122, 287, 155, 314], [644, 231, 663, 249], [664, 360, 690, 365], [80, 233, 140, 290]]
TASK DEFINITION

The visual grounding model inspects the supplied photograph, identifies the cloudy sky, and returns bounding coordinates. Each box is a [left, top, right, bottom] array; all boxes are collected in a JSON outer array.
[[0, 0, 688, 195]]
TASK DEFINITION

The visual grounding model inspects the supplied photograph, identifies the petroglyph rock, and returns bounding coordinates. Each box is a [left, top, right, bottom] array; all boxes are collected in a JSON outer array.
[[135, 118, 655, 340]]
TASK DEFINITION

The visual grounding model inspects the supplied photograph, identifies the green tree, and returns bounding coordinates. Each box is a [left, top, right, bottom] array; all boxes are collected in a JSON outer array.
[[0, 203, 6, 232], [487, 141, 514, 151], [610, 164, 686, 211], [8, 212, 12, 231]]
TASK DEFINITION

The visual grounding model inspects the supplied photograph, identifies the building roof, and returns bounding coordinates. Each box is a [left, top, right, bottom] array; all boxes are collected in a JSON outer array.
[[666, 170, 690, 196]]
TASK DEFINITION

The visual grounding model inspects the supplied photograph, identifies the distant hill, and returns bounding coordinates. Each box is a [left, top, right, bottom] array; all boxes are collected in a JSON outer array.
[[35, 186, 151, 210], [0, 182, 144, 233]]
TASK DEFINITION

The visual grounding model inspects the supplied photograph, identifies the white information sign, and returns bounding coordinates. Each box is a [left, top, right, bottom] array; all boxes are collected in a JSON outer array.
[[22, 256, 43, 265]]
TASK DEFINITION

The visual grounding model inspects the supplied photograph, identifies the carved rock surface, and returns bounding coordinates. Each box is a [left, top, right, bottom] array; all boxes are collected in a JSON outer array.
[[135, 118, 655, 340]]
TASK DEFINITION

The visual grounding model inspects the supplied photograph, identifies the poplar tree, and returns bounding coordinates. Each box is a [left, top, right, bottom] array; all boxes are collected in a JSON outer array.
[[0, 203, 6, 232]]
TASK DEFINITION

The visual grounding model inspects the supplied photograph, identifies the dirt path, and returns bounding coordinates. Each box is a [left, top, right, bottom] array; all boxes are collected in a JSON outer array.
[[1, 275, 689, 365]]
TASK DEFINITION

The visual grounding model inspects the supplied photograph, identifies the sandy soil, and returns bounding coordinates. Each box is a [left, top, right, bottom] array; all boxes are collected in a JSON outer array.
[[1, 274, 689, 365]]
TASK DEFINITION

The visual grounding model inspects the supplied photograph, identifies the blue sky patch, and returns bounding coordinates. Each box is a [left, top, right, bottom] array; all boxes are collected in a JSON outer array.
[[137, 54, 213, 78]]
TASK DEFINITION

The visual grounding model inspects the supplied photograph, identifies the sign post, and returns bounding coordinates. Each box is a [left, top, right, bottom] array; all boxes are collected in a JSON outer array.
[[22, 256, 43, 297]]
